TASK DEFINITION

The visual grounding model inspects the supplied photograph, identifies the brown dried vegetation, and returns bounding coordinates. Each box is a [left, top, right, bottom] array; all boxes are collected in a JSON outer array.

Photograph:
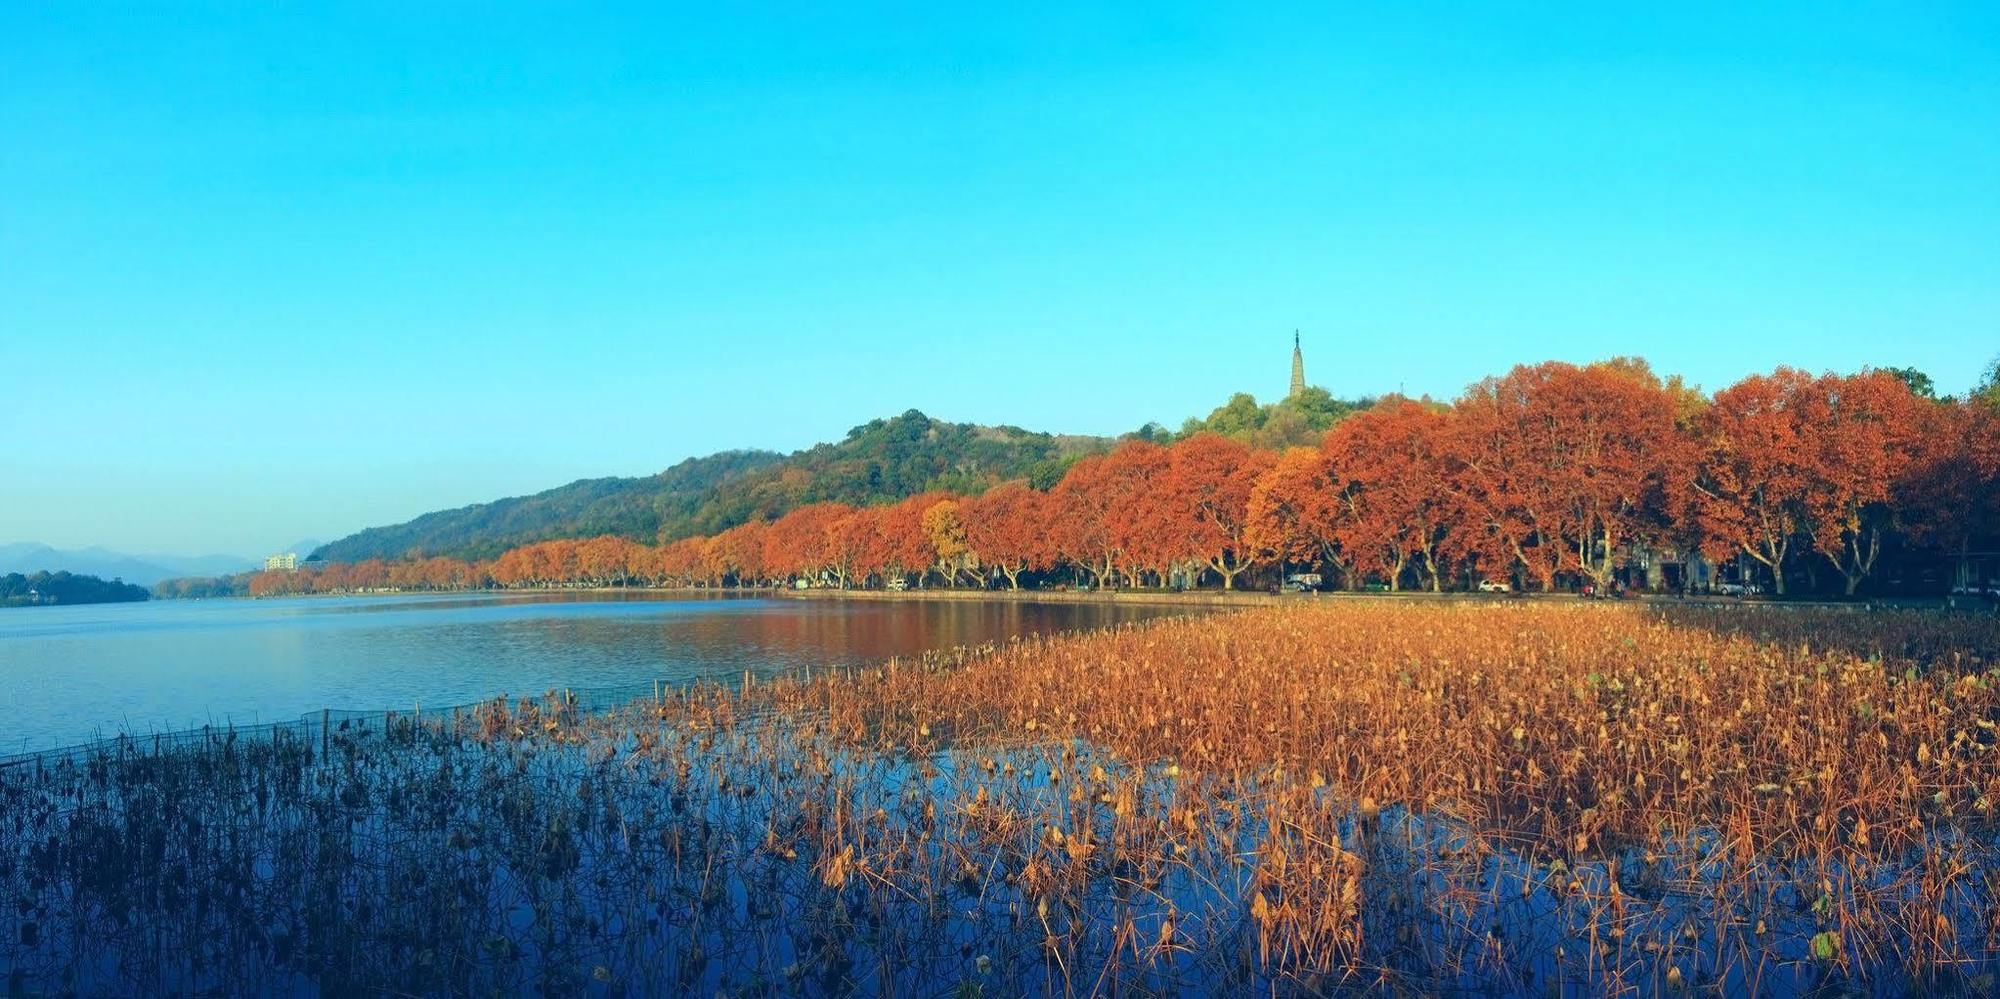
[[5, 602, 2000, 995]]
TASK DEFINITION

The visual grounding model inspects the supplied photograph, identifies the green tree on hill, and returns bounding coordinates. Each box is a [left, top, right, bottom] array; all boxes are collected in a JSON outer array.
[[1179, 387, 1371, 449]]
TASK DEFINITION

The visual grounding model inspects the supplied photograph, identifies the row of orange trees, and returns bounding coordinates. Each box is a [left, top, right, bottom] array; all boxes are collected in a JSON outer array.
[[253, 360, 1997, 597]]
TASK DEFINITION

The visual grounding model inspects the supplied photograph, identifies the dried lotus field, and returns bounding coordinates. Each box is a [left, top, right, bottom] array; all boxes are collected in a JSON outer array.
[[6, 602, 2000, 996]]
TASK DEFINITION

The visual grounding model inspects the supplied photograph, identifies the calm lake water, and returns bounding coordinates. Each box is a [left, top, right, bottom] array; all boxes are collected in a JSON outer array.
[[0, 592, 1188, 755]]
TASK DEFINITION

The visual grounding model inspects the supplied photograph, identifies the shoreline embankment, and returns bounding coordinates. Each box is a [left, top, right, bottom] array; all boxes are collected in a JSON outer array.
[[767, 586, 1973, 612]]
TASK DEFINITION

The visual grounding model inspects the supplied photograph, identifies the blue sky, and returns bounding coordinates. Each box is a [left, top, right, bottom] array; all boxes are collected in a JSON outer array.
[[3, 3, 1996, 556]]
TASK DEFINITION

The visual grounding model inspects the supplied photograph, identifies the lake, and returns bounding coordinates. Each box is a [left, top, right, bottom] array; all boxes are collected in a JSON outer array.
[[0, 592, 1190, 755]]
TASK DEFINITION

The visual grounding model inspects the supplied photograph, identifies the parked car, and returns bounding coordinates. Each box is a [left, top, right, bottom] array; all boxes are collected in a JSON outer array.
[[1714, 581, 1762, 597], [1361, 581, 1391, 593], [1477, 580, 1511, 593], [886, 577, 908, 592]]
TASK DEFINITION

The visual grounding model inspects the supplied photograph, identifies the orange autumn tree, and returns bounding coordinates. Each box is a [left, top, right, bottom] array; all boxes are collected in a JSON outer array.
[[1541, 359, 1690, 590], [246, 569, 294, 598], [1900, 398, 2000, 589], [763, 503, 850, 586], [921, 499, 977, 586], [1049, 448, 1132, 587], [1321, 398, 1458, 591], [487, 547, 527, 588], [873, 492, 951, 587], [1099, 442, 1175, 587], [639, 539, 676, 586], [576, 535, 637, 586], [1163, 433, 1273, 589], [709, 521, 768, 587], [692, 536, 729, 586], [826, 507, 879, 588], [350, 559, 391, 590], [1450, 376, 1563, 590], [1452, 361, 1682, 591], [1247, 446, 1349, 586], [1800, 371, 1924, 595], [660, 537, 705, 586], [829, 506, 883, 588], [1694, 368, 1818, 595], [963, 481, 1053, 590], [314, 561, 353, 593], [526, 541, 580, 586], [403, 556, 473, 590]]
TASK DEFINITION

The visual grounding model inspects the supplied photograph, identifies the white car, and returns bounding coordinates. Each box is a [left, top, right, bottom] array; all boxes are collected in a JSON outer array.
[[1477, 580, 1511, 593], [1714, 581, 1762, 597]]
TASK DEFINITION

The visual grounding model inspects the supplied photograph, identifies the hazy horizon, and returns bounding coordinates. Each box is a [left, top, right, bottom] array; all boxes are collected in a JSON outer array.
[[6, 4, 1995, 555]]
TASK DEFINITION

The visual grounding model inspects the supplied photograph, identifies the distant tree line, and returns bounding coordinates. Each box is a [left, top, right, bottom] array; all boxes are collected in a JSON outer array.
[[222, 358, 2000, 601], [307, 395, 1379, 566], [1, 571, 149, 607], [309, 414, 1108, 563], [151, 574, 252, 600]]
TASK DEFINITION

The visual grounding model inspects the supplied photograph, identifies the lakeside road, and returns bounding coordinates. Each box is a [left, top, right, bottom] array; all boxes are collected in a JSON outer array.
[[767, 586, 1976, 612]]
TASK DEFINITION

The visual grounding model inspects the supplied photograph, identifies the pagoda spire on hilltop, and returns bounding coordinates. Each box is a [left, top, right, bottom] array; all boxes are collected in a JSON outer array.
[[1289, 331, 1306, 398]]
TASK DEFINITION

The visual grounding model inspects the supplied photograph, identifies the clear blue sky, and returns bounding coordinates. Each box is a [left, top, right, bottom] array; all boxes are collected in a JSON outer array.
[[4, 3, 1995, 557]]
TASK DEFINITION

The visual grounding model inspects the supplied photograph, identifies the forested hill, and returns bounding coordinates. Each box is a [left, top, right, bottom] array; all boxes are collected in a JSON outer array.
[[312, 411, 1109, 562], [1, 571, 149, 607]]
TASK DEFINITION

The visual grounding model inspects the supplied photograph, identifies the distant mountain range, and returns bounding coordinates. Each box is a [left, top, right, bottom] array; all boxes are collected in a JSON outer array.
[[281, 539, 326, 560], [0, 543, 257, 586], [313, 410, 1113, 563]]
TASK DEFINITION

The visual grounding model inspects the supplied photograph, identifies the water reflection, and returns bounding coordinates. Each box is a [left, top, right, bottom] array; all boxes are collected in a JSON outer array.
[[0, 593, 1189, 753]]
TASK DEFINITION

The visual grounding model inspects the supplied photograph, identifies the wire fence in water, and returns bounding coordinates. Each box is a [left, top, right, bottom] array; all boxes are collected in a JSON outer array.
[[0, 639, 999, 772], [0, 669, 817, 772]]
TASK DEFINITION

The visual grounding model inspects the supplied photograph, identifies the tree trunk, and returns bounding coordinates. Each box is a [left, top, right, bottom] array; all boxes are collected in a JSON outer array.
[[1746, 542, 1786, 596], [1840, 530, 1880, 598]]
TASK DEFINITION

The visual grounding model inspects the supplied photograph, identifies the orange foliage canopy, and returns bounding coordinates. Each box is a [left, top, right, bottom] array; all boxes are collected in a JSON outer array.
[[1321, 399, 1458, 591], [1454, 361, 1688, 590], [963, 482, 1053, 589], [1160, 433, 1274, 589], [251, 360, 1990, 599]]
